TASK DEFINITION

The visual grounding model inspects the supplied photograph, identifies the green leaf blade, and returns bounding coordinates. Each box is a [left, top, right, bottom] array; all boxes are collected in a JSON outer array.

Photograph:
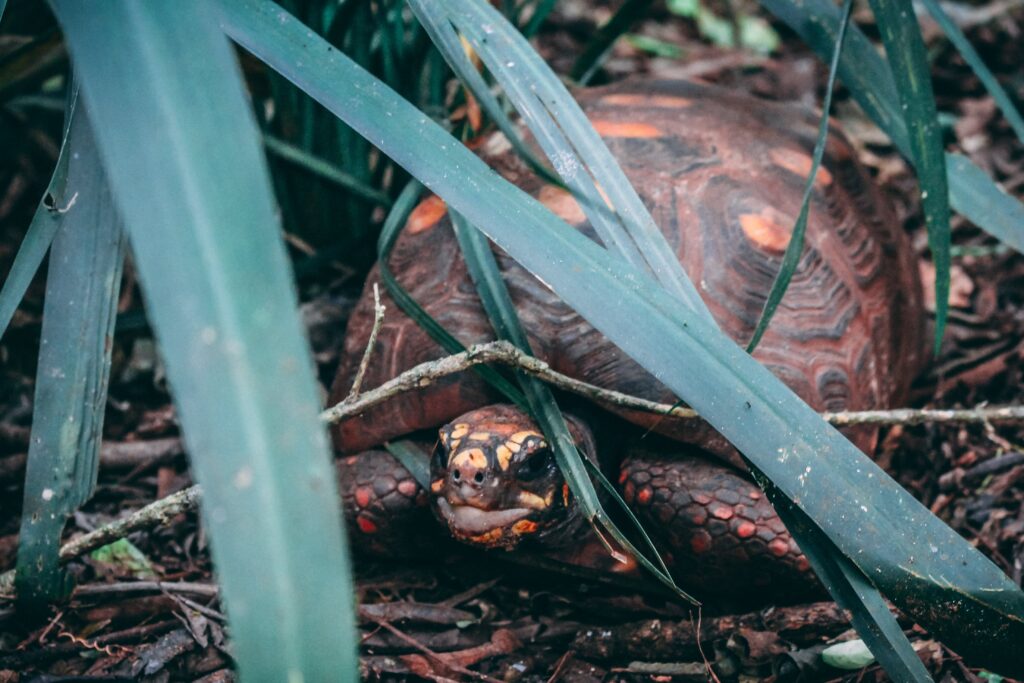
[[15, 99, 125, 608], [52, 2, 357, 679], [866, 0, 951, 355]]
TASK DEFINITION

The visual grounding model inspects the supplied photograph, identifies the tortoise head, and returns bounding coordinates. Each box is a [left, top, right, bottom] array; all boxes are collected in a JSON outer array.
[[429, 404, 587, 550]]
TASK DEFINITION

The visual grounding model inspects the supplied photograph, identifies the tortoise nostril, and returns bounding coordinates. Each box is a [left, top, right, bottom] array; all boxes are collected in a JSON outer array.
[[474, 471, 484, 484], [452, 469, 461, 482]]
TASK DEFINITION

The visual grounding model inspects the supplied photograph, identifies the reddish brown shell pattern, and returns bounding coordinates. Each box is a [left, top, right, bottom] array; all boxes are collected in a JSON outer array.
[[330, 79, 925, 457]]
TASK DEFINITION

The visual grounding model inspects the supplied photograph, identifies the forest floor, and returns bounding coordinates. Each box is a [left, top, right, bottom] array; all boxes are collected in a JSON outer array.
[[0, 1, 1023, 681]]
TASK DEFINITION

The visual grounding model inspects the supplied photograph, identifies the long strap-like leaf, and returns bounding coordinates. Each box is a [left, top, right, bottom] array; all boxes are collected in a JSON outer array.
[[53, 3, 357, 679], [15, 98, 125, 610], [867, 0, 951, 355]]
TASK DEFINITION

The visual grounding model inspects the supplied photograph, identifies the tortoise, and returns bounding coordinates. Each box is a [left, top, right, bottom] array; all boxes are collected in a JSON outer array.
[[329, 78, 925, 598]]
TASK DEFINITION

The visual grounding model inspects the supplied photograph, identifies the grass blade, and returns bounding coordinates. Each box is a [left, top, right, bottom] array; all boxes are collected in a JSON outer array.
[[752, 465, 934, 683], [946, 152, 1024, 253], [15, 100, 125, 609], [218, 2, 1024, 675], [52, 2, 356, 679], [0, 88, 77, 340], [441, 0, 715, 324], [866, 0, 951, 355], [376, 181, 526, 404], [450, 209, 690, 601], [262, 133, 393, 206], [918, 0, 1024, 145], [405, 0, 563, 185], [747, 0, 852, 352], [570, 0, 657, 85]]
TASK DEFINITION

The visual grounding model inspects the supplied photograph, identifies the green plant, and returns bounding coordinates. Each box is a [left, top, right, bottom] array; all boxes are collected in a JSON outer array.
[[1, 0, 1023, 680]]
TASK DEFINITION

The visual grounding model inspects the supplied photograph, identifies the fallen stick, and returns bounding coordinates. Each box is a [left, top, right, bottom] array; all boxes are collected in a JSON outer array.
[[319, 341, 1024, 428]]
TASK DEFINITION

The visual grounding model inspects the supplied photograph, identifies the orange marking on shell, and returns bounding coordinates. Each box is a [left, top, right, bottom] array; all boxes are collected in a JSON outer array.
[[769, 147, 833, 187], [354, 487, 372, 508], [357, 516, 377, 534], [769, 539, 790, 557], [739, 210, 793, 253], [591, 120, 663, 139], [711, 505, 734, 521], [736, 521, 757, 539], [397, 480, 418, 497], [407, 195, 447, 234], [562, 483, 571, 507], [538, 185, 586, 224], [601, 93, 693, 108], [452, 448, 487, 470], [511, 519, 539, 535], [637, 487, 653, 505]]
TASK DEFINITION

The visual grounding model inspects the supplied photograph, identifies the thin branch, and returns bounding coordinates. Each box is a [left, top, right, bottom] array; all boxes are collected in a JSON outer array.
[[2, 343, 1021, 599], [320, 340, 1024, 428], [346, 283, 385, 400], [0, 486, 202, 595]]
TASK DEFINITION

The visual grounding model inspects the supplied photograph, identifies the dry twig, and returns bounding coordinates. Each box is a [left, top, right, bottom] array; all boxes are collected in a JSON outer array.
[[320, 340, 1024, 428], [346, 283, 385, 400], [3, 343, 1022, 598]]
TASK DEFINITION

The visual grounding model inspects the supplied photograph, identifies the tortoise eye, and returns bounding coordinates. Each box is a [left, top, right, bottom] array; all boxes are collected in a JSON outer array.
[[517, 447, 554, 482]]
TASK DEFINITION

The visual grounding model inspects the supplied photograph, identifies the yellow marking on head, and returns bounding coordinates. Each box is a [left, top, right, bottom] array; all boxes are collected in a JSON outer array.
[[505, 441, 521, 454], [451, 448, 487, 470], [590, 120, 663, 139], [430, 479, 445, 493], [448, 438, 462, 453], [509, 430, 542, 445], [739, 210, 793, 254], [518, 491, 549, 510], [468, 431, 491, 441], [496, 445, 514, 471], [449, 424, 469, 439], [511, 519, 539, 535]]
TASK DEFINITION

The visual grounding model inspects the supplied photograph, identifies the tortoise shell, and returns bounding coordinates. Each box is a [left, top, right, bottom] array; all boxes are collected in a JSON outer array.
[[329, 79, 925, 459]]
